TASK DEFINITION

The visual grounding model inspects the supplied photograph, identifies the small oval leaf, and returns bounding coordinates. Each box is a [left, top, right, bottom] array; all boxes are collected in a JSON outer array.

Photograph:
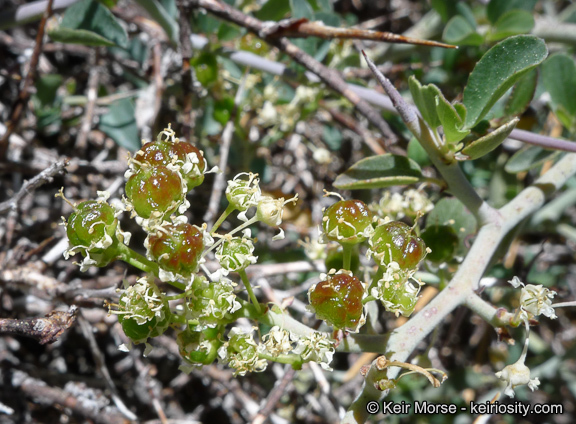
[[460, 118, 519, 160], [443, 15, 483, 46], [488, 9, 535, 41], [504, 146, 561, 173], [462, 35, 548, 129], [504, 69, 538, 117], [334, 154, 424, 190], [541, 53, 576, 131], [48, 27, 117, 47], [426, 198, 477, 256]]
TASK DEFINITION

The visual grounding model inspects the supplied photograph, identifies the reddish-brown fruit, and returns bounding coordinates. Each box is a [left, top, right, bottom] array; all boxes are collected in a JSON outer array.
[[148, 223, 204, 276], [322, 199, 373, 244], [370, 221, 426, 270], [309, 273, 364, 330]]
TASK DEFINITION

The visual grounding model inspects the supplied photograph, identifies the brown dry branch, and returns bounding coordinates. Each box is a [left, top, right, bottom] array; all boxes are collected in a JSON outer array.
[[188, 0, 394, 154], [260, 17, 457, 49], [0, 306, 77, 345], [252, 365, 295, 424], [0, 0, 55, 161], [10, 369, 129, 424]]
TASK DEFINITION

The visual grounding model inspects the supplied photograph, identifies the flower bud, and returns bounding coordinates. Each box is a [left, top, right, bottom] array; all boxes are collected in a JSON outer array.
[[215, 234, 257, 273], [218, 327, 267, 376], [226, 172, 261, 212]]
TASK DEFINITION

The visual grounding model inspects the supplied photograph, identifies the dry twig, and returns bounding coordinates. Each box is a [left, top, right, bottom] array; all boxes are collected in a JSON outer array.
[[0, 0, 55, 160], [0, 306, 78, 345], [188, 0, 394, 153]]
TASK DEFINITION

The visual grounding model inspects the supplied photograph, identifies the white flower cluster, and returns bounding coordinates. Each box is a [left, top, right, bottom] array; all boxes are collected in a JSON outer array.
[[225, 172, 298, 240], [114, 277, 167, 325], [261, 326, 299, 357], [217, 326, 335, 375], [292, 332, 335, 371], [218, 327, 268, 376], [226, 172, 261, 217], [371, 189, 433, 220], [368, 247, 423, 317], [494, 277, 560, 398]]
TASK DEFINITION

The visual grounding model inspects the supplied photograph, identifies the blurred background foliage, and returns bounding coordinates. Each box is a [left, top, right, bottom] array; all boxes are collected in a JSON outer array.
[[1, 0, 576, 423]]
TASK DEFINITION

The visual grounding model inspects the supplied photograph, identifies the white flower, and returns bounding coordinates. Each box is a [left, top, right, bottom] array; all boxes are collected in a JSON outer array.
[[261, 326, 298, 357], [258, 101, 278, 127], [496, 361, 540, 398], [226, 172, 261, 213], [507, 277, 557, 320], [256, 194, 298, 240], [293, 332, 335, 371]]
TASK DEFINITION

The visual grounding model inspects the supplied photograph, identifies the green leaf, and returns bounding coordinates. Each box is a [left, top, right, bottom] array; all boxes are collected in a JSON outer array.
[[460, 118, 518, 160], [35, 74, 63, 106], [316, 0, 333, 12], [290, 0, 314, 19], [443, 16, 483, 46], [488, 10, 534, 41], [255, 0, 290, 20], [99, 98, 140, 151], [456, 2, 476, 28], [504, 69, 537, 117], [504, 146, 561, 173], [191, 52, 219, 87], [431, 0, 458, 22], [426, 198, 477, 255], [487, 0, 537, 24], [333, 154, 424, 190], [407, 138, 431, 167], [541, 53, 576, 131], [462, 35, 548, 129], [48, 27, 117, 47], [436, 97, 470, 145], [408, 76, 441, 129], [60, 0, 128, 48], [322, 125, 342, 151], [133, 0, 179, 45]]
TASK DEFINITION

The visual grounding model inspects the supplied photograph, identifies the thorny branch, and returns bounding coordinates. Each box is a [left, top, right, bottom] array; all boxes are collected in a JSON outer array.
[[260, 17, 457, 49], [188, 0, 396, 153]]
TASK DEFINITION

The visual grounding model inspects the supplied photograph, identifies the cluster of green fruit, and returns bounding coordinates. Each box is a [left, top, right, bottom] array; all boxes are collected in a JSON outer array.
[[308, 198, 431, 332]]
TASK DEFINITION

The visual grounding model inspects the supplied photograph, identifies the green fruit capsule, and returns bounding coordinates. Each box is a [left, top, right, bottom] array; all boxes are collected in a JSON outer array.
[[125, 166, 186, 219], [147, 223, 204, 277], [370, 221, 426, 270], [66, 200, 117, 250], [322, 199, 374, 245], [117, 280, 171, 344], [308, 272, 365, 331], [134, 140, 206, 190]]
